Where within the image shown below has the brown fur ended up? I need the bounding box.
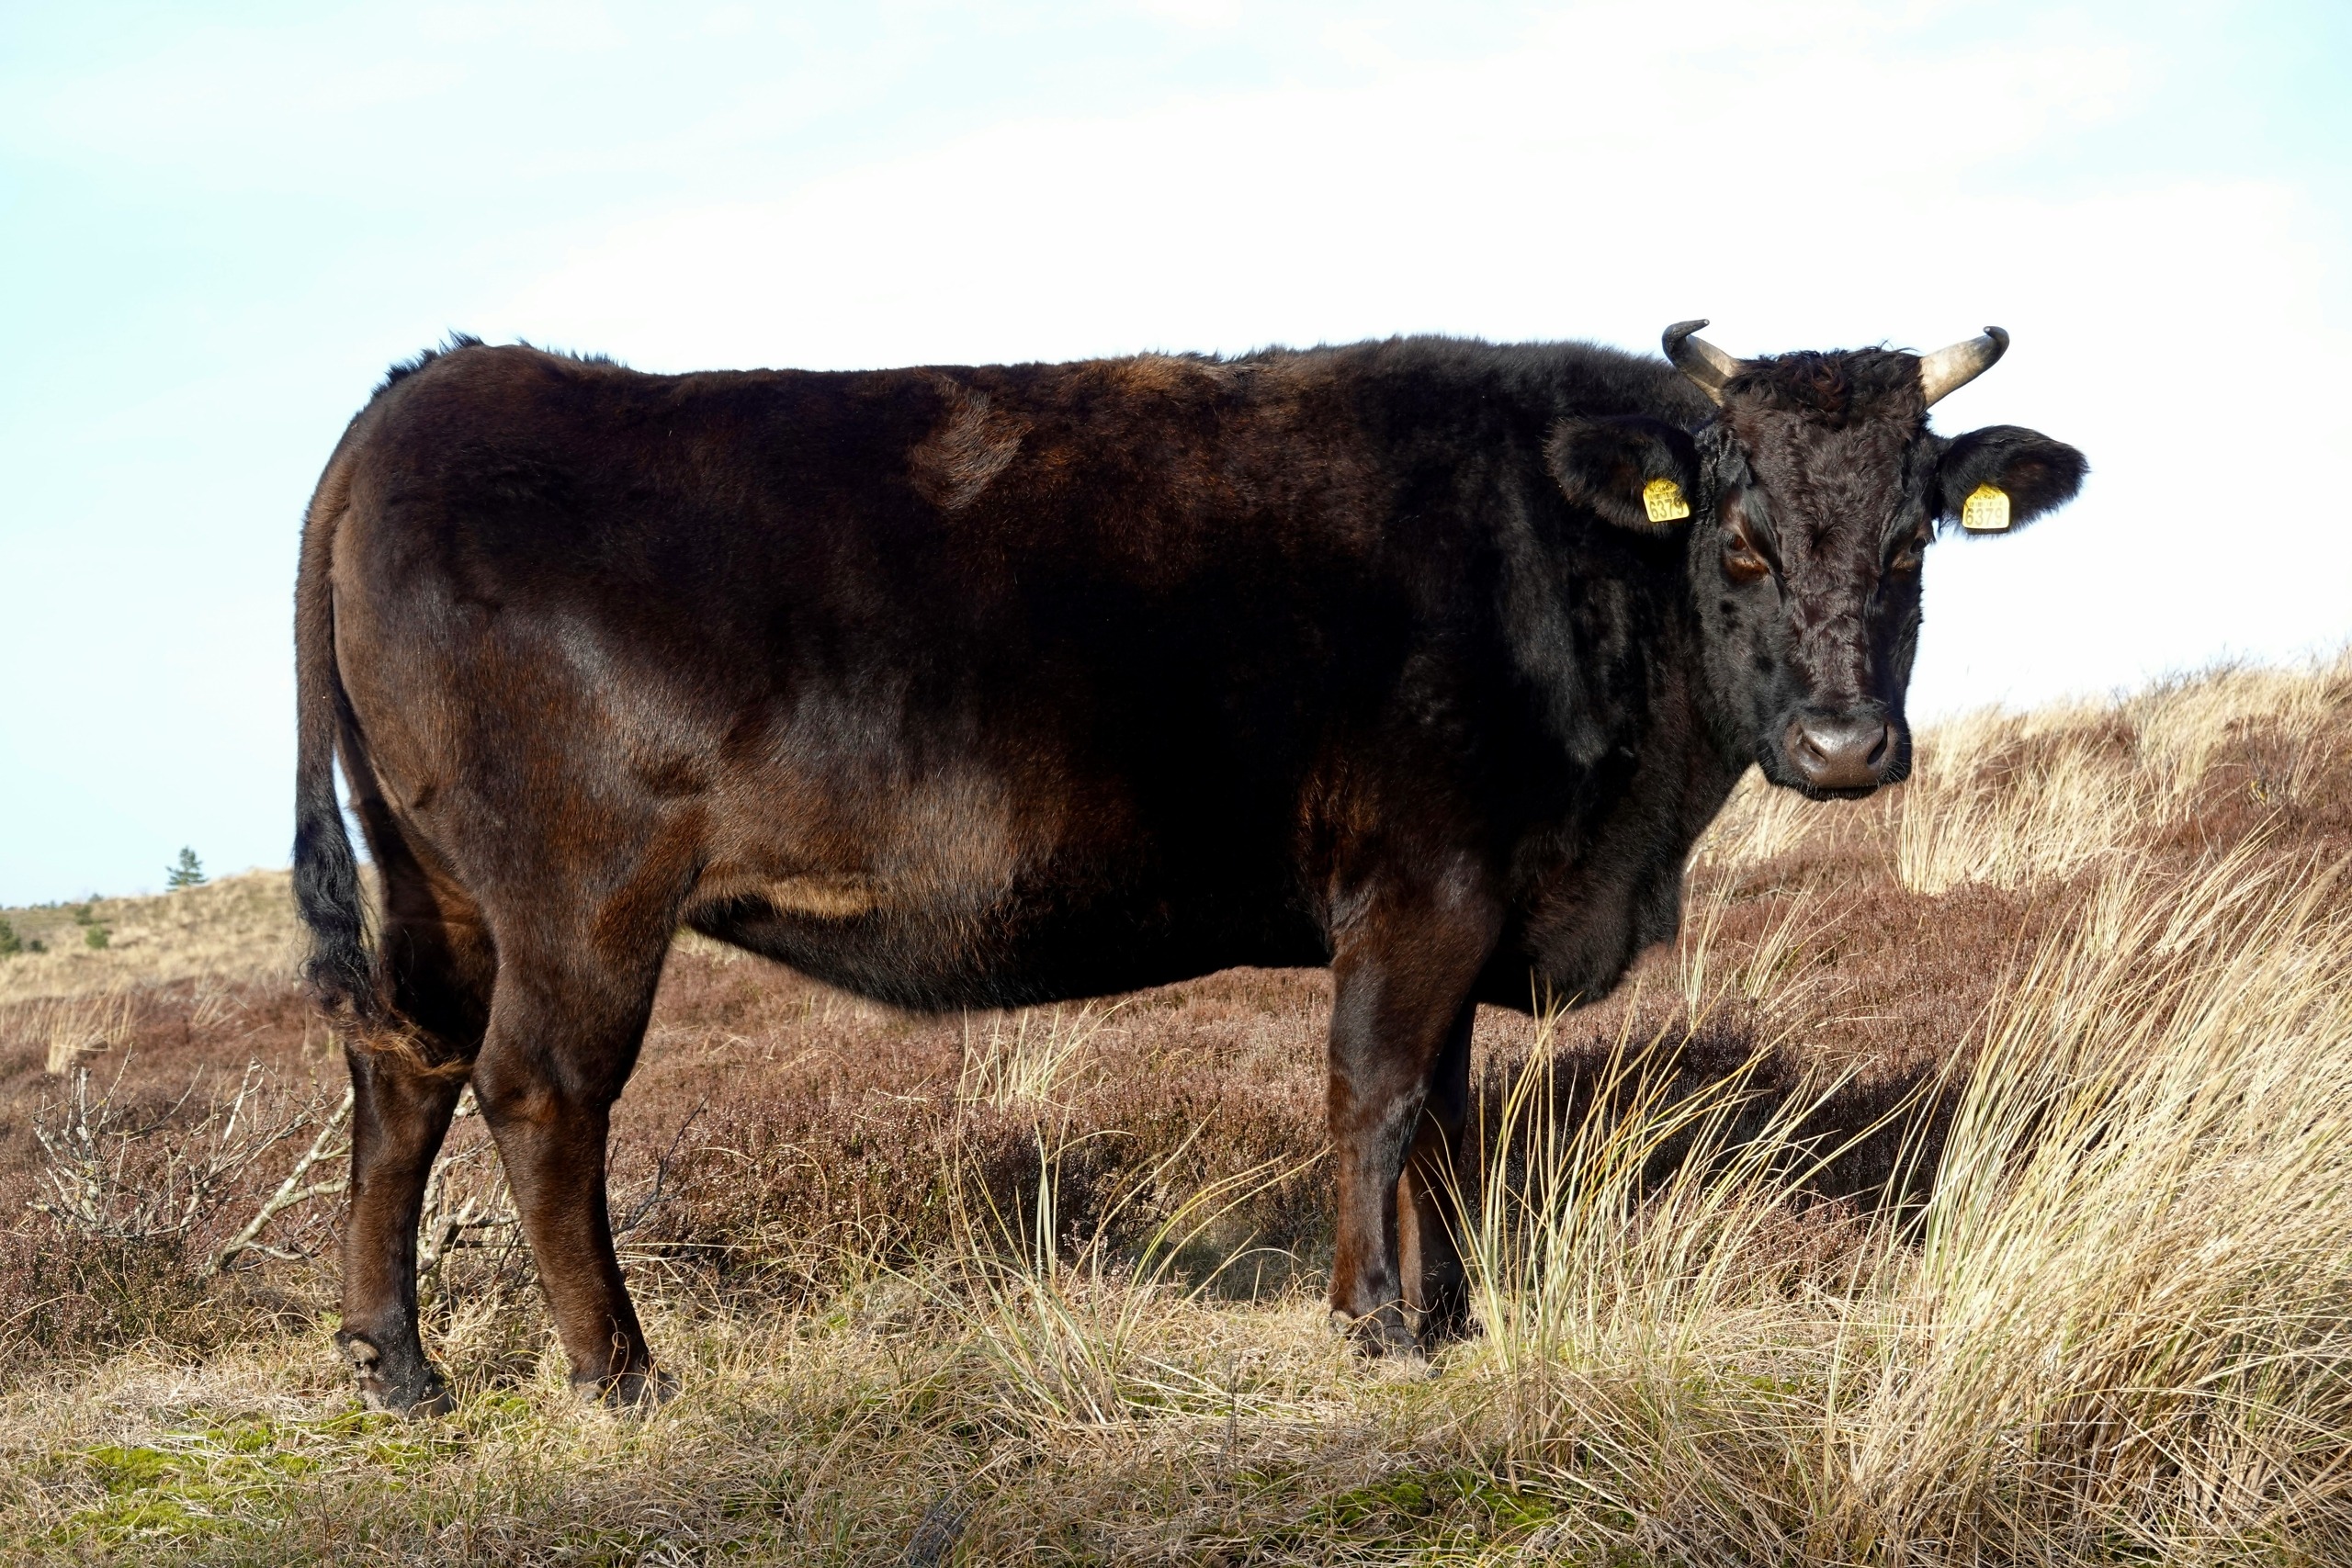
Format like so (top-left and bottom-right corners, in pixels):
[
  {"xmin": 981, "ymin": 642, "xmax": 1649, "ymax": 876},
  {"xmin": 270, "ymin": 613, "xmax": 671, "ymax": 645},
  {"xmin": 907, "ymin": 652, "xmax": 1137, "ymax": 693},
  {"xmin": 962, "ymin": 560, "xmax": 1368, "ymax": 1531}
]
[
  {"xmin": 285, "ymin": 330, "xmax": 2080, "ymax": 1408},
  {"xmin": 908, "ymin": 380, "xmax": 1030, "ymax": 512}
]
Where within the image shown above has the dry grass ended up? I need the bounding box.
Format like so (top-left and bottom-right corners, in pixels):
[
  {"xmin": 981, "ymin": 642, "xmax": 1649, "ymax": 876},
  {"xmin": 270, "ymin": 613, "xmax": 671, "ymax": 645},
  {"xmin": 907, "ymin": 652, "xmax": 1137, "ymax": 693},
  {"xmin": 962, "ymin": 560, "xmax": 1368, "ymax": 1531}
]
[
  {"xmin": 1691, "ymin": 767, "xmax": 1822, "ymax": 873},
  {"xmin": 0, "ymin": 872, "xmax": 302, "ymax": 1005},
  {"xmin": 1890, "ymin": 650, "xmax": 2352, "ymax": 896},
  {"xmin": 2, "ymin": 654, "xmax": 2350, "ymax": 1563},
  {"xmin": 1893, "ymin": 711, "xmax": 2144, "ymax": 894},
  {"xmin": 1452, "ymin": 843, "xmax": 2352, "ymax": 1562},
  {"xmin": 956, "ymin": 1002, "xmax": 1127, "ymax": 1111},
  {"xmin": 17, "ymin": 991, "xmax": 141, "ymax": 1077}
]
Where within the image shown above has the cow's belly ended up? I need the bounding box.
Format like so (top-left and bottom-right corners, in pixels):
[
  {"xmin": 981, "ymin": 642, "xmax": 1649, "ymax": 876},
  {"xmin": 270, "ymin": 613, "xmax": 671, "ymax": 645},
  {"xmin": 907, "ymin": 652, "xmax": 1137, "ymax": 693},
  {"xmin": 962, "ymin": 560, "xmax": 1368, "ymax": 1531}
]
[
  {"xmin": 680, "ymin": 725, "xmax": 1325, "ymax": 1008},
  {"xmin": 684, "ymin": 871, "xmax": 1326, "ymax": 1011}
]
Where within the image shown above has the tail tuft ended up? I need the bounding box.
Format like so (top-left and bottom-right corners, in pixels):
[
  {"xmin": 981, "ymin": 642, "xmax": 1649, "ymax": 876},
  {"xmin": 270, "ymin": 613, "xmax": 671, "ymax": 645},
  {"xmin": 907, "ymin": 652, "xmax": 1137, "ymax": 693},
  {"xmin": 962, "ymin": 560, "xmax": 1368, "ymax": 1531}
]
[{"xmin": 293, "ymin": 791, "xmax": 377, "ymax": 1021}]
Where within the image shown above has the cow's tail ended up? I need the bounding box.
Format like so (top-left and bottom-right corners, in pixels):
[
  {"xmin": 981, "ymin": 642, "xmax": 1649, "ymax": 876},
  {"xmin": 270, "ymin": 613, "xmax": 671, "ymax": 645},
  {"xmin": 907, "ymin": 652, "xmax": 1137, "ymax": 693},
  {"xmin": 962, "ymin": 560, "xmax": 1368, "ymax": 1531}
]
[{"xmin": 291, "ymin": 443, "xmax": 380, "ymax": 1025}]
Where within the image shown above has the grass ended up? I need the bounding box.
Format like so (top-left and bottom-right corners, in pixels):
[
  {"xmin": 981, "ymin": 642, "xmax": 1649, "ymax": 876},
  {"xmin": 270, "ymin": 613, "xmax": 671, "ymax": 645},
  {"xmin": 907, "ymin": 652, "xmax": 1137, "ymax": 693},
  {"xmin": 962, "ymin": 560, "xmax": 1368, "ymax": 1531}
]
[
  {"xmin": 1452, "ymin": 841, "xmax": 2352, "ymax": 1562},
  {"xmin": 0, "ymin": 872, "xmax": 304, "ymax": 1005},
  {"xmin": 956, "ymin": 1002, "xmax": 1127, "ymax": 1111},
  {"xmin": 23, "ymin": 990, "xmax": 140, "ymax": 1076},
  {"xmin": 2, "ymin": 652, "xmax": 2349, "ymax": 1563}
]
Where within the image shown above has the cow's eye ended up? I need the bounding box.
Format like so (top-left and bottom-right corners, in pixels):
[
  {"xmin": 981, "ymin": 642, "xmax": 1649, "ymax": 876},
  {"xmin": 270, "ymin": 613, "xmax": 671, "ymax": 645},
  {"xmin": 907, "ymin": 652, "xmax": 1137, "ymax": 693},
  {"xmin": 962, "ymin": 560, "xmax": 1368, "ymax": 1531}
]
[{"xmin": 1723, "ymin": 524, "xmax": 1771, "ymax": 584}]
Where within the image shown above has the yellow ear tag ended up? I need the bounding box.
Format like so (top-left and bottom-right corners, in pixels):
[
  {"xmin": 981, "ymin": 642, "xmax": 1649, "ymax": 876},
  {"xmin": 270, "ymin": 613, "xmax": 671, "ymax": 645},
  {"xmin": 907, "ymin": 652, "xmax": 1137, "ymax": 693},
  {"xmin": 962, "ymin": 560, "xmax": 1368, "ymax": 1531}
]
[
  {"xmin": 1961, "ymin": 482, "xmax": 2012, "ymax": 533},
  {"xmin": 1643, "ymin": 477, "xmax": 1691, "ymax": 524}
]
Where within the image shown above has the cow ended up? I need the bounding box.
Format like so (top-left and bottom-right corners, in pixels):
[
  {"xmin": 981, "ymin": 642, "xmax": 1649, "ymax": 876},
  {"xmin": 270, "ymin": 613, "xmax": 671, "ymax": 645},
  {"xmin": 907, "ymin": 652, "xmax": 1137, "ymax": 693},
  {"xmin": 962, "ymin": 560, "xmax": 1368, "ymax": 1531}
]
[{"xmin": 292, "ymin": 321, "xmax": 2084, "ymax": 1413}]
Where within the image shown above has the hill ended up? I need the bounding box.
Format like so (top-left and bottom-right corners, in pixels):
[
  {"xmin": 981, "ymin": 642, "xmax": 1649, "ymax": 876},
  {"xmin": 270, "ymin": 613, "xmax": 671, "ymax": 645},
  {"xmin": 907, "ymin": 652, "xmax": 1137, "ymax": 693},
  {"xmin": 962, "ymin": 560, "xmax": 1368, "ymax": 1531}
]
[
  {"xmin": 1, "ymin": 655, "xmax": 2347, "ymax": 1563},
  {"xmin": 0, "ymin": 872, "xmax": 301, "ymax": 1008}
]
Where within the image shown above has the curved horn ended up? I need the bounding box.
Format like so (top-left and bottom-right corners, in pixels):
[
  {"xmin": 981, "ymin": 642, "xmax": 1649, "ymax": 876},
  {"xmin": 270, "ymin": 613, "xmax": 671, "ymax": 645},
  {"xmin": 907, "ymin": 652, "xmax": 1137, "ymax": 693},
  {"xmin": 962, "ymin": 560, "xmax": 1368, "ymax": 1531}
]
[
  {"xmin": 1663, "ymin": 319, "xmax": 1743, "ymax": 405},
  {"xmin": 1917, "ymin": 326, "xmax": 2010, "ymax": 407}
]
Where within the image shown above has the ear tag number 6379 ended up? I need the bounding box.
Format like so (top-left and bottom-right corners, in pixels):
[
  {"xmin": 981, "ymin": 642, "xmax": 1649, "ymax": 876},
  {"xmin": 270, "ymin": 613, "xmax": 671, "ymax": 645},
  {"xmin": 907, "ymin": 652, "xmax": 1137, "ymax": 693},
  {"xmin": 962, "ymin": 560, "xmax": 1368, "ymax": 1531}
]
[
  {"xmin": 1643, "ymin": 478, "xmax": 1691, "ymax": 524},
  {"xmin": 1961, "ymin": 483, "xmax": 2011, "ymax": 532}
]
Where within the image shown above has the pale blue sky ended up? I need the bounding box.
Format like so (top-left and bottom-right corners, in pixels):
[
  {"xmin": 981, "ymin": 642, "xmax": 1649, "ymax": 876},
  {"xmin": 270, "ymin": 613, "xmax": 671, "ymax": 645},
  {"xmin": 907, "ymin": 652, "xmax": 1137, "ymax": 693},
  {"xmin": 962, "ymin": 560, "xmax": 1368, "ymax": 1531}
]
[{"xmin": 3, "ymin": 1, "xmax": 2347, "ymax": 904}]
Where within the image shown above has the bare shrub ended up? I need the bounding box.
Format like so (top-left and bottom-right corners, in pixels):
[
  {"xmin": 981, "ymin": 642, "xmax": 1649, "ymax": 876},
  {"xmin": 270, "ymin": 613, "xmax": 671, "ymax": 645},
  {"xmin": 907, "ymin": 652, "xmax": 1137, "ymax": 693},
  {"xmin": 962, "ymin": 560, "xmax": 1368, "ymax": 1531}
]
[{"xmin": 28, "ymin": 1056, "xmax": 350, "ymax": 1274}]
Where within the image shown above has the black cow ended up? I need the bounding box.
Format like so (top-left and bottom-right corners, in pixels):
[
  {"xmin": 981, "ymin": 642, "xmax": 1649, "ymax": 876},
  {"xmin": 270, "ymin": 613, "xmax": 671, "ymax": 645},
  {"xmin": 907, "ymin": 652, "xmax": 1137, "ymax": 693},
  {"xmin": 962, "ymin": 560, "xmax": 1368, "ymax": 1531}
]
[{"xmin": 292, "ymin": 321, "xmax": 2084, "ymax": 1412}]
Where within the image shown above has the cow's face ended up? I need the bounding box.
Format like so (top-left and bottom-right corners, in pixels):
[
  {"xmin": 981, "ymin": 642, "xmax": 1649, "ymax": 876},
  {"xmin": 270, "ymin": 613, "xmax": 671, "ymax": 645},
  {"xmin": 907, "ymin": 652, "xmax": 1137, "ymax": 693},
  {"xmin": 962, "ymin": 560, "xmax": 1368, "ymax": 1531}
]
[{"xmin": 1548, "ymin": 325, "xmax": 2086, "ymax": 797}]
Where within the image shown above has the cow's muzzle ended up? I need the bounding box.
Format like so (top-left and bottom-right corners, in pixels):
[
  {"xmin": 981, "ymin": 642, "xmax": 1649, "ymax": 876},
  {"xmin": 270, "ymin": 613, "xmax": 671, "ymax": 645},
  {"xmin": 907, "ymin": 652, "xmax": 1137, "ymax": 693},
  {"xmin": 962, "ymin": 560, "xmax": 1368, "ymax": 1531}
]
[{"xmin": 1783, "ymin": 710, "xmax": 1900, "ymax": 794}]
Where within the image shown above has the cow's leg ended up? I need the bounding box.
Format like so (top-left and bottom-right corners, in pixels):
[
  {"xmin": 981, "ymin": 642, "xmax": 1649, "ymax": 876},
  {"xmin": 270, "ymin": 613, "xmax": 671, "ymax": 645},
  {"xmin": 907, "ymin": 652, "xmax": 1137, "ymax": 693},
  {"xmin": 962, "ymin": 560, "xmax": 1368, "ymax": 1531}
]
[
  {"xmin": 341, "ymin": 1047, "xmax": 468, "ymax": 1414},
  {"xmin": 1327, "ymin": 883, "xmax": 1497, "ymax": 1354},
  {"xmin": 337, "ymin": 851, "xmax": 495, "ymax": 1416},
  {"xmin": 1397, "ymin": 999, "xmax": 1475, "ymax": 1343},
  {"xmin": 469, "ymin": 935, "xmax": 671, "ymax": 1407}
]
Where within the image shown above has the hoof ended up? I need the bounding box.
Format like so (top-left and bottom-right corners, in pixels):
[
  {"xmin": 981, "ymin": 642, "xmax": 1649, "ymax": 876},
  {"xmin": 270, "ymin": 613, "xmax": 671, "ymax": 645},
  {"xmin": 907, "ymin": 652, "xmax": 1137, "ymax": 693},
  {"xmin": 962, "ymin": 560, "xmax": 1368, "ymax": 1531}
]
[
  {"xmin": 338, "ymin": 1330, "xmax": 454, "ymax": 1418},
  {"xmin": 1412, "ymin": 1289, "xmax": 1479, "ymax": 1348},
  {"xmin": 1329, "ymin": 1304, "xmax": 1419, "ymax": 1358},
  {"xmin": 574, "ymin": 1364, "xmax": 678, "ymax": 1412},
  {"xmin": 1420, "ymin": 1310, "xmax": 1483, "ymax": 1348}
]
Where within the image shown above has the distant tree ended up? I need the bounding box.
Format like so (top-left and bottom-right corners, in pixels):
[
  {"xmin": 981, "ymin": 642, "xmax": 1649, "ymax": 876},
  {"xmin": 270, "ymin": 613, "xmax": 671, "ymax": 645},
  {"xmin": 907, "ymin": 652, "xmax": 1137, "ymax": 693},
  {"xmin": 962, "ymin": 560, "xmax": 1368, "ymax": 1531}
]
[
  {"xmin": 166, "ymin": 848, "xmax": 206, "ymax": 891},
  {"xmin": 0, "ymin": 918, "xmax": 20, "ymax": 958},
  {"xmin": 85, "ymin": 924, "xmax": 110, "ymax": 951}
]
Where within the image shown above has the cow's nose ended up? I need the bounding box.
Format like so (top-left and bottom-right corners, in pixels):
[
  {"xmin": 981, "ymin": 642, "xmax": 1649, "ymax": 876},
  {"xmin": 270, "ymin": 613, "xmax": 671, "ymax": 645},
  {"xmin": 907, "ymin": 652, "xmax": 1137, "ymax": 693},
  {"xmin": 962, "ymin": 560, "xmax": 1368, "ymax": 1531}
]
[{"xmin": 1784, "ymin": 713, "xmax": 1895, "ymax": 792}]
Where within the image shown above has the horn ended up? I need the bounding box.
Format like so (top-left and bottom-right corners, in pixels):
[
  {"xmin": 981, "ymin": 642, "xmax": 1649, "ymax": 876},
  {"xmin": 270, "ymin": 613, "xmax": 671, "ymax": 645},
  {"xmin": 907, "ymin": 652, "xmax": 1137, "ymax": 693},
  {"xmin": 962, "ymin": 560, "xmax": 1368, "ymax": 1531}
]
[
  {"xmin": 1917, "ymin": 326, "xmax": 2010, "ymax": 407},
  {"xmin": 1662, "ymin": 319, "xmax": 1743, "ymax": 404}
]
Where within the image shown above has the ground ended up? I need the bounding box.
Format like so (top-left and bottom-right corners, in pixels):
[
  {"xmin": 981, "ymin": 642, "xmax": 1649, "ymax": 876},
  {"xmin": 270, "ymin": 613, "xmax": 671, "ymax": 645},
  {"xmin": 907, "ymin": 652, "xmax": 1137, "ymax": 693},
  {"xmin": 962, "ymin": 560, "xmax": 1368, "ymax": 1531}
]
[{"xmin": 2, "ymin": 656, "xmax": 2348, "ymax": 1565}]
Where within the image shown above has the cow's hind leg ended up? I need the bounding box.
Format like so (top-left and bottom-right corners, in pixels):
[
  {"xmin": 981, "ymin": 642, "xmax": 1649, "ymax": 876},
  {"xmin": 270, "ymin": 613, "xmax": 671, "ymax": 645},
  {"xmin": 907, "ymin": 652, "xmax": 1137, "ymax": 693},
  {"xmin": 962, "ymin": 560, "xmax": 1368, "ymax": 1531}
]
[
  {"xmin": 337, "ymin": 851, "xmax": 495, "ymax": 1416},
  {"xmin": 469, "ymin": 925, "xmax": 673, "ymax": 1407}
]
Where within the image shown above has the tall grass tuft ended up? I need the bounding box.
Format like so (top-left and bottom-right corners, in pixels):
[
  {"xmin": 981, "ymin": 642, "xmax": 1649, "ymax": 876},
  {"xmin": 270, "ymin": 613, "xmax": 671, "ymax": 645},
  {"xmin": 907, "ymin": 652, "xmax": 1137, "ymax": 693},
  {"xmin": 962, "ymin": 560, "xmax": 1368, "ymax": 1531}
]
[
  {"xmin": 943, "ymin": 1121, "xmax": 1306, "ymax": 1432},
  {"xmin": 1450, "ymin": 845, "xmax": 2352, "ymax": 1562},
  {"xmin": 1835, "ymin": 846, "xmax": 2352, "ymax": 1558},
  {"xmin": 956, "ymin": 1002, "xmax": 1123, "ymax": 1110},
  {"xmin": 1893, "ymin": 717, "xmax": 2141, "ymax": 895},
  {"xmin": 2130, "ymin": 652, "xmax": 2352, "ymax": 811},
  {"xmin": 16, "ymin": 988, "xmax": 139, "ymax": 1076},
  {"xmin": 1455, "ymin": 1013, "xmax": 1878, "ymax": 1558},
  {"xmin": 1695, "ymin": 769, "xmax": 1820, "ymax": 871}
]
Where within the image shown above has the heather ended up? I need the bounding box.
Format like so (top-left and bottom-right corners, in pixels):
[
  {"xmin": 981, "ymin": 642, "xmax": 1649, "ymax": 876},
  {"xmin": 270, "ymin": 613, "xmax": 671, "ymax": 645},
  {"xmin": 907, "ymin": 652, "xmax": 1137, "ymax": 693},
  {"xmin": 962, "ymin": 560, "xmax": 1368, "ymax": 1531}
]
[{"xmin": 3, "ymin": 656, "xmax": 2348, "ymax": 1564}]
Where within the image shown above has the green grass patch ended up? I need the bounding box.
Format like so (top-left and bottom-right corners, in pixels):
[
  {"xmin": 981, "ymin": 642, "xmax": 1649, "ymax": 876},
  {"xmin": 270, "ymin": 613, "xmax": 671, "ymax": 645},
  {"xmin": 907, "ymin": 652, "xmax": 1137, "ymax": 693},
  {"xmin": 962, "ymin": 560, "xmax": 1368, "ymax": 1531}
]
[
  {"xmin": 54, "ymin": 1395, "xmax": 553, "ymax": 1549},
  {"xmin": 73, "ymin": 1424, "xmax": 320, "ymax": 1544}
]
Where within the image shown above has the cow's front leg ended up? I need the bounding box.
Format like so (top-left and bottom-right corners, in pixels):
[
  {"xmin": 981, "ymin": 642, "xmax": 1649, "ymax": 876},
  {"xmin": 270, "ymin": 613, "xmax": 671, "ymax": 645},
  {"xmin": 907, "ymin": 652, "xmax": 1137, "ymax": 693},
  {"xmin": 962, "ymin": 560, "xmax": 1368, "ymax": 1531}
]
[
  {"xmin": 1398, "ymin": 999, "xmax": 1474, "ymax": 1342},
  {"xmin": 1327, "ymin": 875, "xmax": 1498, "ymax": 1354}
]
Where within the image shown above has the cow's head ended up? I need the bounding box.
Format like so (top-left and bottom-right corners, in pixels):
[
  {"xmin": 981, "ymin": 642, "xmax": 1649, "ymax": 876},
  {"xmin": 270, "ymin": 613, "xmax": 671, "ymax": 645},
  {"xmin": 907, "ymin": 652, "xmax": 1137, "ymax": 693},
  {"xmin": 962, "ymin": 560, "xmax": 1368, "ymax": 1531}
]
[{"xmin": 1547, "ymin": 321, "xmax": 2086, "ymax": 797}]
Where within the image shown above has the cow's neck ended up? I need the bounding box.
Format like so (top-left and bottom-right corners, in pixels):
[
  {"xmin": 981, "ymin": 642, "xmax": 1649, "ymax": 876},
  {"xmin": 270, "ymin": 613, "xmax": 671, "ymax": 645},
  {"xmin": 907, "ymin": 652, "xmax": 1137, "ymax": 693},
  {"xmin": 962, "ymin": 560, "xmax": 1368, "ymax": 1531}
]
[{"xmin": 1498, "ymin": 557, "xmax": 1751, "ymax": 1005}]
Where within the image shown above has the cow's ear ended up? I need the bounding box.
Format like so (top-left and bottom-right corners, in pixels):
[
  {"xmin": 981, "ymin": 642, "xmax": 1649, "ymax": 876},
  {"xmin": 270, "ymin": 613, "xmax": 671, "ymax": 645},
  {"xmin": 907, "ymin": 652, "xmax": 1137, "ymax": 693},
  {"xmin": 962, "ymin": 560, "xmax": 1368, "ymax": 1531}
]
[
  {"xmin": 1936, "ymin": 425, "xmax": 2086, "ymax": 533},
  {"xmin": 1546, "ymin": 416, "xmax": 1702, "ymax": 532}
]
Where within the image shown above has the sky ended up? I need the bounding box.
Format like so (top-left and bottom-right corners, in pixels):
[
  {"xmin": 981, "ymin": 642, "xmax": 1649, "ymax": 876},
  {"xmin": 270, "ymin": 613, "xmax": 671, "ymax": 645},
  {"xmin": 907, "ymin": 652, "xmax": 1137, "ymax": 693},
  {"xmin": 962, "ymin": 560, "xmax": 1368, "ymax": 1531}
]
[{"xmin": 2, "ymin": 1, "xmax": 2347, "ymax": 904}]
